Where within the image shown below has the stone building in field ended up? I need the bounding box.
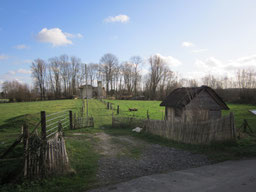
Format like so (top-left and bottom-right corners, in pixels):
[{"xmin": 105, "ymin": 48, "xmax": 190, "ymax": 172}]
[
  {"xmin": 160, "ymin": 86, "xmax": 229, "ymax": 122},
  {"xmin": 79, "ymin": 81, "xmax": 106, "ymax": 99}
]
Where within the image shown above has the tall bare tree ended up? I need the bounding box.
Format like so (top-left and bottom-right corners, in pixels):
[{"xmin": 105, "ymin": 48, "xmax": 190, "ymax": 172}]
[
  {"xmin": 49, "ymin": 57, "xmax": 61, "ymax": 98},
  {"xmin": 122, "ymin": 62, "xmax": 133, "ymax": 94},
  {"xmin": 31, "ymin": 58, "xmax": 47, "ymax": 100},
  {"xmin": 70, "ymin": 56, "xmax": 81, "ymax": 95},
  {"xmin": 130, "ymin": 56, "xmax": 142, "ymax": 96},
  {"xmin": 59, "ymin": 55, "xmax": 70, "ymax": 96},
  {"xmin": 87, "ymin": 63, "xmax": 99, "ymax": 86},
  {"xmin": 99, "ymin": 53, "xmax": 118, "ymax": 94},
  {"xmin": 148, "ymin": 55, "xmax": 166, "ymax": 99}
]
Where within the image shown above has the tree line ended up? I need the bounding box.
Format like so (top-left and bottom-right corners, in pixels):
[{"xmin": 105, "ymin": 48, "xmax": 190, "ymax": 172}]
[{"xmin": 2, "ymin": 53, "xmax": 256, "ymax": 103}]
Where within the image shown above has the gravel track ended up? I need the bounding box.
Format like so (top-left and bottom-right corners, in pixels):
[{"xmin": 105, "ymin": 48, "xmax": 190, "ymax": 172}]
[{"xmin": 93, "ymin": 133, "xmax": 210, "ymax": 187}]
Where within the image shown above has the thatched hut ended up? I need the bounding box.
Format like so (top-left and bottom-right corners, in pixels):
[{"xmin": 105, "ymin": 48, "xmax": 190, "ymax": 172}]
[{"xmin": 160, "ymin": 86, "xmax": 229, "ymax": 122}]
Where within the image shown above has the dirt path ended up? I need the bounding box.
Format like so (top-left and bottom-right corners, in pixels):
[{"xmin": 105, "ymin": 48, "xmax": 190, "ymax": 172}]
[
  {"xmin": 93, "ymin": 132, "xmax": 210, "ymax": 186},
  {"xmin": 89, "ymin": 159, "xmax": 256, "ymax": 192}
]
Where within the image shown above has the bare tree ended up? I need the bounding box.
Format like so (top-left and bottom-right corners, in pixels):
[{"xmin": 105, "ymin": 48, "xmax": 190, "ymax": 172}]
[
  {"xmin": 70, "ymin": 56, "xmax": 81, "ymax": 95},
  {"xmin": 59, "ymin": 55, "xmax": 70, "ymax": 96},
  {"xmin": 49, "ymin": 57, "xmax": 61, "ymax": 98},
  {"xmin": 2, "ymin": 80, "xmax": 31, "ymax": 102},
  {"xmin": 31, "ymin": 58, "xmax": 47, "ymax": 100},
  {"xmin": 99, "ymin": 53, "xmax": 118, "ymax": 95},
  {"xmin": 87, "ymin": 63, "xmax": 99, "ymax": 86},
  {"xmin": 130, "ymin": 56, "xmax": 142, "ymax": 96},
  {"xmin": 201, "ymin": 74, "xmax": 222, "ymax": 89},
  {"xmin": 148, "ymin": 55, "xmax": 166, "ymax": 100},
  {"xmin": 122, "ymin": 62, "xmax": 133, "ymax": 94},
  {"xmin": 159, "ymin": 68, "xmax": 175, "ymax": 99}
]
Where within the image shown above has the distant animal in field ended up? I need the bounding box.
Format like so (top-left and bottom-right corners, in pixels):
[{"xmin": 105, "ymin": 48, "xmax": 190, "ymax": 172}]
[{"xmin": 129, "ymin": 108, "xmax": 138, "ymax": 112}]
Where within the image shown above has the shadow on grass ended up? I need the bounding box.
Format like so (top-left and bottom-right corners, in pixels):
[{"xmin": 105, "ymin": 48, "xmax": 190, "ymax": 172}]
[{"xmin": 0, "ymin": 114, "xmax": 40, "ymax": 186}]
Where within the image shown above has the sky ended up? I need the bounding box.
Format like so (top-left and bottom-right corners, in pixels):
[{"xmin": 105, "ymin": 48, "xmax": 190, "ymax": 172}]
[{"xmin": 1, "ymin": 0, "xmax": 256, "ymax": 87}]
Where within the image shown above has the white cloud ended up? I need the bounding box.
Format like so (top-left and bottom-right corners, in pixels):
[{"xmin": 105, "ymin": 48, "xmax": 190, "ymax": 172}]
[
  {"xmin": 0, "ymin": 54, "xmax": 8, "ymax": 60},
  {"xmin": 36, "ymin": 28, "xmax": 73, "ymax": 46},
  {"xmin": 0, "ymin": 69, "xmax": 32, "ymax": 89},
  {"xmin": 64, "ymin": 32, "xmax": 83, "ymax": 39},
  {"xmin": 182, "ymin": 41, "xmax": 194, "ymax": 47},
  {"xmin": 14, "ymin": 44, "xmax": 29, "ymax": 50},
  {"xmin": 8, "ymin": 70, "xmax": 16, "ymax": 75},
  {"xmin": 104, "ymin": 14, "xmax": 130, "ymax": 23},
  {"xmin": 154, "ymin": 53, "xmax": 182, "ymax": 67},
  {"xmin": 17, "ymin": 69, "xmax": 31, "ymax": 74},
  {"xmin": 76, "ymin": 33, "xmax": 83, "ymax": 38},
  {"xmin": 23, "ymin": 59, "xmax": 33, "ymax": 64},
  {"xmin": 237, "ymin": 54, "xmax": 256, "ymax": 63},
  {"xmin": 6, "ymin": 69, "xmax": 31, "ymax": 76},
  {"xmin": 192, "ymin": 54, "xmax": 256, "ymax": 78},
  {"xmin": 192, "ymin": 49, "xmax": 208, "ymax": 53}
]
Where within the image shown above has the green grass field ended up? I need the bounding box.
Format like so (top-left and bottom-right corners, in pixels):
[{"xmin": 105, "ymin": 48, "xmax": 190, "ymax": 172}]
[
  {"xmin": 106, "ymin": 99, "xmax": 256, "ymax": 131},
  {"xmin": 0, "ymin": 99, "xmax": 256, "ymax": 191}
]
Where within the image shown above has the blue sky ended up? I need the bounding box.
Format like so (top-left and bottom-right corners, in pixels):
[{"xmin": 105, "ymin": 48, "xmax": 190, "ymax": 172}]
[{"xmin": 1, "ymin": 0, "xmax": 256, "ymax": 87}]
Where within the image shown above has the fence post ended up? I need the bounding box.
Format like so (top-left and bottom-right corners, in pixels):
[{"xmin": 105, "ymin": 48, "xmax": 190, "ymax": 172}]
[
  {"xmin": 58, "ymin": 121, "xmax": 63, "ymax": 132},
  {"xmin": 230, "ymin": 112, "xmax": 236, "ymax": 139},
  {"xmin": 41, "ymin": 111, "xmax": 46, "ymax": 140},
  {"xmin": 117, "ymin": 105, "xmax": 119, "ymax": 115},
  {"xmin": 107, "ymin": 102, "xmax": 110, "ymax": 109},
  {"xmin": 69, "ymin": 111, "xmax": 73, "ymax": 130},
  {"xmin": 112, "ymin": 112, "xmax": 114, "ymax": 127},
  {"xmin": 74, "ymin": 113, "xmax": 76, "ymax": 129},
  {"xmin": 23, "ymin": 123, "xmax": 29, "ymax": 178},
  {"xmin": 147, "ymin": 110, "xmax": 149, "ymax": 120},
  {"xmin": 40, "ymin": 111, "xmax": 46, "ymax": 178},
  {"xmin": 91, "ymin": 117, "xmax": 94, "ymax": 127}
]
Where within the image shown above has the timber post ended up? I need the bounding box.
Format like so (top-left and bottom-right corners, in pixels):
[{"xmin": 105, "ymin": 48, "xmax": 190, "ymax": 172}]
[
  {"xmin": 58, "ymin": 121, "xmax": 63, "ymax": 132},
  {"xmin": 23, "ymin": 123, "xmax": 29, "ymax": 178},
  {"xmin": 112, "ymin": 112, "xmax": 114, "ymax": 127},
  {"xmin": 69, "ymin": 110, "xmax": 73, "ymax": 130},
  {"xmin": 40, "ymin": 111, "xmax": 46, "ymax": 178},
  {"xmin": 41, "ymin": 111, "xmax": 46, "ymax": 140},
  {"xmin": 230, "ymin": 112, "xmax": 236, "ymax": 139},
  {"xmin": 117, "ymin": 105, "xmax": 119, "ymax": 115},
  {"xmin": 147, "ymin": 110, "xmax": 149, "ymax": 120},
  {"xmin": 74, "ymin": 113, "xmax": 76, "ymax": 129},
  {"xmin": 107, "ymin": 102, "xmax": 110, "ymax": 109}
]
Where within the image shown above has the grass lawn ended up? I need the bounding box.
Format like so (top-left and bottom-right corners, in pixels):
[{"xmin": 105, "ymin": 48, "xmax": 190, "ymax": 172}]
[
  {"xmin": 0, "ymin": 99, "xmax": 256, "ymax": 191},
  {"xmin": 105, "ymin": 99, "xmax": 256, "ymax": 161},
  {"xmin": 106, "ymin": 99, "xmax": 256, "ymax": 132},
  {"xmin": 0, "ymin": 99, "xmax": 103, "ymax": 192},
  {"xmin": 105, "ymin": 99, "xmax": 164, "ymax": 120}
]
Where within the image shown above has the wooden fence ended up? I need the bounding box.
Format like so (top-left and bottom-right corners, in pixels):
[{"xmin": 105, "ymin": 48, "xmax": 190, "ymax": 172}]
[
  {"xmin": 112, "ymin": 113, "xmax": 236, "ymax": 144},
  {"xmin": 23, "ymin": 111, "xmax": 71, "ymax": 179},
  {"xmin": 1, "ymin": 101, "xmax": 94, "ymax": 180}
]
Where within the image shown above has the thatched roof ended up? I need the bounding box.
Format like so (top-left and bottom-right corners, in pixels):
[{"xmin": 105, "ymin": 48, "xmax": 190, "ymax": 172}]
[{"xmin": 160, "ymin": 86, "xmax": 229, "ymax": 110}]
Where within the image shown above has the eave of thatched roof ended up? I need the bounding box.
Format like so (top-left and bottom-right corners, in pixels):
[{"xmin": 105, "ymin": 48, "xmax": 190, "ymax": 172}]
[{"xmin": 160, "ymin": 86, "xmax": 229, "ymax": 110}]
